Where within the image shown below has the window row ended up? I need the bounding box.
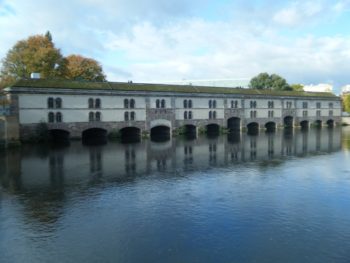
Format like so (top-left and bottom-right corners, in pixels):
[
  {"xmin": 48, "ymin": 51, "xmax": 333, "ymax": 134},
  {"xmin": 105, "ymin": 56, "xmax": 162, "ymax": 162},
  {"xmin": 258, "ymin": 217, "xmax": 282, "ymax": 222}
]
[
  {"xmin": 48, "ymin": 112, "xmax": 62, "ymax": 123},
  {"xmin": 89, "ymin": 111, "xmax": 101, "ymax": 122},
  {"xmin": 156, "ymin": 99, "xmax": 166, "ymax": 108},
  {"xmin": 184, "ymin": 111, "xmax": 193, "ymax": 119},
  {"xmin": 48, "ymin": 98, "xmax": 62, "ymax": 109},
  {"xmin": 124, "ymin": 111, "xmax": 136, "ymax": 121},
  {"xmin": 209, "ymin": 100, "xmax": 217, "ymax": 109},
  {"xmin": 250, "ymin": 110, "xmax": 257, "ymax": 118},
  {"xmin": 88, "ymin": 98, "xmax": 101, "ymax": 109},
  {"xmin": 230, "ymin": 100, "xmax": 239, "ymax": 108},
  {"xmin": 124, "ymin": 99, "xmax": 136, "ymax": 109},
  {"xmin": 209, "ymin": 111, "xmax": 217, "ymax": 119},
  {"xmin": 183, "ymin": 100, "xmax": 193, "ymax": 108},
  {"xmin": 250, "ymin": 101, "xmax": 257, "ymax": 108}
]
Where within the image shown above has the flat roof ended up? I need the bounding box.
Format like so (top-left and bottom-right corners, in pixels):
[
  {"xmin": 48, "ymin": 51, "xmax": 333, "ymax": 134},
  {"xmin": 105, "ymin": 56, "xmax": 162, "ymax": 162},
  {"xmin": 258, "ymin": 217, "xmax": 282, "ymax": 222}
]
[{"xmin": 8, "ymin": 79, "xmax": 338, "ymax": 98}]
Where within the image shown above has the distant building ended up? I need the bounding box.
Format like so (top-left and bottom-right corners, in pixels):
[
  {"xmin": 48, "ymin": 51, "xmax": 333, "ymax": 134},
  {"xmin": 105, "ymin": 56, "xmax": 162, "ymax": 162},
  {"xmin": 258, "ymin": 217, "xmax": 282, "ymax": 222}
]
[{"xmin": 303, "ymin": 84, "xmax": 333, "ymax": 93}]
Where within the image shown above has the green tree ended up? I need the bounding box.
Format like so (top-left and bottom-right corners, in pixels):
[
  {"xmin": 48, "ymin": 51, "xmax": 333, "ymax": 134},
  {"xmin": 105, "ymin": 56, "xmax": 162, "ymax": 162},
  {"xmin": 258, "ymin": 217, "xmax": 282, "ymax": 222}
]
[
  {"xmin": 249, "ymin": 73, "xmax": 291, "ymax": 91},
  {"xmin": 342, "ymin": 94, "xmax": 350, "ymax": 113},
  {"xmin": 290, "ymin": 84, "xmax": 304, "ymax": 91},
  {"xmin": 0, "ymin": 32, "xmax": 66, "ymax": 89},
  {"xmin": 64, "ymin": 55, "xmax": 106, "ymax": 81}
]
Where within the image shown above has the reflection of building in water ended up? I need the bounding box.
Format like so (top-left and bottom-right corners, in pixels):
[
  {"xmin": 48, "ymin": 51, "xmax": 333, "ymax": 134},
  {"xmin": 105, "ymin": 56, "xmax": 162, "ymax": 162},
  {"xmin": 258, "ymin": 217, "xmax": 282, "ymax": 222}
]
[{"xmin": 0, "ymin": 128, "xmax": 342, "ymax": 193}]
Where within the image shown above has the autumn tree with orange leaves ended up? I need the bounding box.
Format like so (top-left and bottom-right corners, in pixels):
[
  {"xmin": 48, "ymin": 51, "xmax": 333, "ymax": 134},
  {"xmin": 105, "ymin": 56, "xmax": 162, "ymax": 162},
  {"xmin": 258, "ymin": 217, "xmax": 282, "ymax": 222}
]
[{"xmin": 0, "ymin": 32, "xmax": 106, "ymax": 89}]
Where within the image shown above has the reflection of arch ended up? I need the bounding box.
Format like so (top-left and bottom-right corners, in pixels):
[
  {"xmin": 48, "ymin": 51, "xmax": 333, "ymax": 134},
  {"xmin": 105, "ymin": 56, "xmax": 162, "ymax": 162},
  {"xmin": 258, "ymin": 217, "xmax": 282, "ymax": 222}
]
[
  {"xmin": 327, "ymin": 119, "xmax": 334, "ymax": 128},
  {"xmin": 247, "ymin": 122, "xmax": 259, "ymax": 135},
  {"xmin": 151, "ymin": 126, "xmax": 170, "ymax": 142},
  {"xmin": 120, "ymin": 127, "xmax": 141, "ymax": 143},
  {"xmin": 300, "ymin": 120, "xmax": 309, "ymax": 130},
  {"xmin": 227, "ymin": 117, "xmax": 241, "ymax": 132},
  {"xmin": 265, "ymin": 122, "xmax": 276, "ymax": 133},
  {"xmin": 82, "ymin": 128, "xmax": 107, "ymax": 145},
  {"xmin": 284, "ymin": 116, "xmax": 293, "ymax": 128},
  {"xmin": 150, "ymin": 119, "xmax": 171, "ymax": 129}
]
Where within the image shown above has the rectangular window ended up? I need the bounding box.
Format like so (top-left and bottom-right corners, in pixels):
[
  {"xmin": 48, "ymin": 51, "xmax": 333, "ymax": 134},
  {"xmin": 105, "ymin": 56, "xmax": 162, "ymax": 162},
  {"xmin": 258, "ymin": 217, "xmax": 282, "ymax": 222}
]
[
  {"xmin": 329, "ymin": 110, "xmax": 333, "ymax": 116},
  {"xmin": 316, "ymin": 110, "xmax": 321, "ymax": 117},
  {"xmin": 303, "ymin": 110, "xmax": 308, "ymax": 117},
  {"xmin": 302, "ymin": 102, "xmax": 308, "ymax": 109},
  {"xmin": 316, "ymin": 102, "xmax": 321, "ymax": 109}
]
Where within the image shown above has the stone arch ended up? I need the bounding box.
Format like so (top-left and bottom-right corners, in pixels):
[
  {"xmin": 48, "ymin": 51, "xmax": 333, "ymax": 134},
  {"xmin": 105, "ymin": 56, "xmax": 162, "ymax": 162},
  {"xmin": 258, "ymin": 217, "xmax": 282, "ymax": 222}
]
[
  {"xmin": 227, "ymin": 117, "xmax": 241, "ymax": 132},
  {"xmin": 327, "ymin": 119, "xmax": 334, "ymax": 128},
  {"xmin": 300, "ymin": 120, "xmax": 309, "ymax": 130},
  {"xmin": 206, "ymin": 123, "xmax": 220, "ymax": 135},
  {"xmin": 314, "ymin": 120, "xmax": 322, "ymax": 128},
  {"xmin": 119, "ymin": 127, "xmax": 141, "ymax": 142},
  {"xmin": 82, "ymin": 128, "xmax": 108, "ymax": 145},
  {"xmin": 150, "ymin": 119, "xmax": 171, "ymax": 129},
  {"xmin": 265, "ymin": 122, "xmax": 276, "ymax": 133},
  {"xmin": 151, "ymin": 125, "xmax": 171, "ymax": 142},
  {"xmin": 182, "ymin": 124, "xmax": 197, "ymax": 135},
  {"xmin": 247, "ymin": 122, "xmax": 259, "ymax": 135},
  {"xmin": 284, "ymin": 116, "xmax": 293, "ymax": 129},
  {"xmin": 48, "ymin": 129, "xmax": 70, "ymax": 143}
]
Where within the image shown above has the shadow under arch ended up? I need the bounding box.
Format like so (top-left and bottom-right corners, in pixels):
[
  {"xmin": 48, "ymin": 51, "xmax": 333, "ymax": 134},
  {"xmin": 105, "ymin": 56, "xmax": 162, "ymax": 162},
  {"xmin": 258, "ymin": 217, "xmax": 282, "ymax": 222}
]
[
  {"xmin": 82, "ymin": 128, "xmax": 107, "ymax": 145},
  {"xmin": 48, "ymin": 129, "xmax": 70, "ymax": 144},
  {"xmin": 265, "ymin": 122, "xmax": 276, "ymax": 133},
  {"xmin": 300, "ymin": 120, "xmax": 309, "ymax": 130},
  {"xmin": 227, "ymin": 117, "xmax": 241, "ymax": 132},
  {"xmin": 206, "ymin": 123, "xmax": 220, "ymax": 137},
  {"xmin": 327, "ymin": 119, "xmax": 334, "ymax": 128},
  {"xmin": 247, "ymin": 122, "xmax": 259, "ymax": 135},
  {"xmin": 284, "ymin": 116, "xmax": 293, "ymax": 129},
  {"xmin": 151, "ymin": 125, "xmax": 170, "ymax": 142},
  {"xmin": 119, "ymin": 127, "xmax": 141, "ymax": 143}
]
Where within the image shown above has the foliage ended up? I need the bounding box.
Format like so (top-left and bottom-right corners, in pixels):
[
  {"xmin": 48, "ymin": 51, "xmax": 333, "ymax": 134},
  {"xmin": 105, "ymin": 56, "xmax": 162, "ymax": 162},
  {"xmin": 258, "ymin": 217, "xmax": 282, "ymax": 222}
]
[
  {"xmin": 0, "ymin": 32, "xmax": 66, "ymax": 88},
  {"xmin": 64, "ymin": 55, "xmax": 106, "ymax": 82},
  {"xmin": 0, "ymin": 32, "xmax": 107, "ymax": 89},
  {"xmin": 342, "ymin": 94, "xmax": 350, "ymax": 113},
  {"xmin": 249, "ymin": 73, "xmax": 291, "ymax": 91},
  {"xmin": 290, "ymin": 84, "xmax": 304, "ymax": 91}
]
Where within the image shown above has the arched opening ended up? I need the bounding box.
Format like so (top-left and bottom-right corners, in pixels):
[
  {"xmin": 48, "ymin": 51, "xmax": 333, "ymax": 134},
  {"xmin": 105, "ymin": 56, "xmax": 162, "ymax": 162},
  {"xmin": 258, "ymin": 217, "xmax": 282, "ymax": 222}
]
[
  {"xmin": 247, "ymin": 122, "xmax": 259, "ymax": 135},
  {"xmin": 284, "ymin": 116, "xmax": 293, "ymax": 129},
  {"xmin": 119, "ymin": 127, "xmax": 141, "ymax": 143},
  {"xmin": 206, "ymin": 124, "xmax": 220, "ymax": 137},
  {"xmin": 327, "ymin": 119, "xmax": 334, "ymax": 128},
  {"xmin": 48, "ymin": 129, "xmax": 70, "ymax": 144},
  {"xmin": 82, "ymin": 128, "xmax": 107, "ymax": 145},
  {"xmin": 300, "ymin": 120, "xmax": 309, "ymax": 130},
  {"xmin": 182, "ymin": 125, "xmax": 197, "ymax": 140},
  {"xmin": 227, "ymin": 117, "xmax": 241, "ymax": 132},
  {"xmin": 265, "ymin": 122, "xmax": 276, "ymax": 133},
  {"xmin": 151, "ymin": 125, "xmax": 170, "ymax": 142},
  {"xmin": 314, "ymin": 120, "xmax": 322, "ymax": 128}
]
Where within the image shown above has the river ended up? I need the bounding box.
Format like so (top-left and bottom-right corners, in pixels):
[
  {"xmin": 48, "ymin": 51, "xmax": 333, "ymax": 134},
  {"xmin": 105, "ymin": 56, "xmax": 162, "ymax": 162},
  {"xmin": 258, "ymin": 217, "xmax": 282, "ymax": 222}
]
[{"xmin": 1, "ymin": 127, "xmax": 350, "ymax": 263}]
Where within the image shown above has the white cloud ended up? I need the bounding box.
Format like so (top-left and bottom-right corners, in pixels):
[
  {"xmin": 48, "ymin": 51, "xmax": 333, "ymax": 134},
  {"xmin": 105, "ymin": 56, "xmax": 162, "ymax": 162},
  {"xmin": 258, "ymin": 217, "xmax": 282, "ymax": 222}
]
[{"xmin": 1, "ymin": 0, "xmax": 350, "ymax": 93}]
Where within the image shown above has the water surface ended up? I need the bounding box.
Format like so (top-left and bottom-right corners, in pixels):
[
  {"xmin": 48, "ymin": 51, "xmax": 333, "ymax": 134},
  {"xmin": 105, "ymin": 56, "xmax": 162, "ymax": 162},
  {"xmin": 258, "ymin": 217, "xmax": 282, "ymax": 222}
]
[{"xmin": 1, "ymin": 128, "xmax": 350, "ymax": 263}]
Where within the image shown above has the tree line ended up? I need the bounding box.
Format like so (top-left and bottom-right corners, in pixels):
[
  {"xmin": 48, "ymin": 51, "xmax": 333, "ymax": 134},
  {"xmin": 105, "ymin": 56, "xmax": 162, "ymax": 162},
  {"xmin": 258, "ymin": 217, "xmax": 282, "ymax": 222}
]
[
  {"xmin": 249, "ymin": 72, "xmax": 303, "ymax": 92},
  {"xmin": 0, "ymin": 31, "xmax": 106, "ymax": 89}
]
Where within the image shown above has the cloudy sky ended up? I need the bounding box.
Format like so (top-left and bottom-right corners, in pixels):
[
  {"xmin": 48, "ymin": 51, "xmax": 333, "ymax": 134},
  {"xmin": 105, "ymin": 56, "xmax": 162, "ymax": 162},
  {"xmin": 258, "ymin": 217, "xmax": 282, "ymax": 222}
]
[{"xmin": 1, "ymin": 0, "xmax": 350, "ymax": 92}]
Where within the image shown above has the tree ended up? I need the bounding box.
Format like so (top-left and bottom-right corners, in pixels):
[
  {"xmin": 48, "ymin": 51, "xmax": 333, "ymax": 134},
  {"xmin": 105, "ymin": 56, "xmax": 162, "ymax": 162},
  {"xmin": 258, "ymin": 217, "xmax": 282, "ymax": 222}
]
[
  {"xmin": 249, "ymin": 73, "xmax": 291, "ymax": 91},
  {"xmin": 64, "ymin": 55, "xmax": 106, "ymax": 81},
  {"xmin": 290, "ymin": 84, "xmax": 304, "ymax": 92},
  {"xmin": 0, "ymin": 32, "xmax": 66, "ymax": 89},
  {"xmin": 343, "ymin": 94, "xmax": 350, "ymax": 113}
]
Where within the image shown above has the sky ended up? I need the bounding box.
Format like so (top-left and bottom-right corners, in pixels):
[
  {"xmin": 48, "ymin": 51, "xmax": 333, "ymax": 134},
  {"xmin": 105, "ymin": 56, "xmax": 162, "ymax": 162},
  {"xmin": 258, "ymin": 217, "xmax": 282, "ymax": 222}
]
[{"xmin": 0, "ymin": 0, "xmax": 350, "ymax": 93}]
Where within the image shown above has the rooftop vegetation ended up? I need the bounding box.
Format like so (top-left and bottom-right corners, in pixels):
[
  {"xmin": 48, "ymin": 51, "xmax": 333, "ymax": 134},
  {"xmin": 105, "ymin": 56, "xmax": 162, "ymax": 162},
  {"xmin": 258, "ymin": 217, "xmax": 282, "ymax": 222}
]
[{"xmin": 10, "ymin": 79, "xmax": 337, "ymax": 98}]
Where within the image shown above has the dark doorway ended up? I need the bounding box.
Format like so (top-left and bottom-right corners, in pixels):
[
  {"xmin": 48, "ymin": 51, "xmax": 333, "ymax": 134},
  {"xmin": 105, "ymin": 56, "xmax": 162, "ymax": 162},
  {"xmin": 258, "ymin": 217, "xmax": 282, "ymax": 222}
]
[
  {"xmin": 284, "ymin": 116, "xmax": 293, "ymax": 129},
  {"xmin": 315, "ymin": 120, "xmax": 322, "ymax": 128},
  {"xmin": 206, "ymin": 124, "xmax": 220, "ymax": 137},
  {"xmin": 327, "ymin": 119, "xmax": 334, "ymax": 128},
  {"xmin": 300, "ymin": 120, "xmax": 309, "ymax": 130},
  {"xmin": 48, "ymin": 129, "xmax": 70, "ymax": 144}
]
